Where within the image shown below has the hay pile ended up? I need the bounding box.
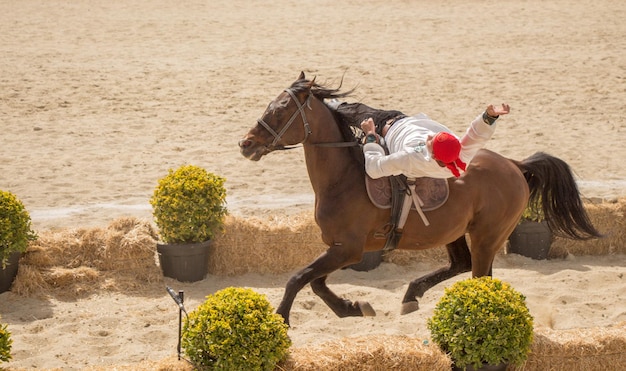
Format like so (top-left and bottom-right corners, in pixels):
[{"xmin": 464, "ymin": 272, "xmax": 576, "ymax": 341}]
[
  {"xmin": 550, "ymin": 198, "xmax": 626, "ymax": 258},
  {"xmin": 12, "ymin": 213, "xmax": 330, "ymax": 297},
  {"xmin": 208, "ymin": 213, "xmax": 329, "ymax": 276},
  {"xmin": 281, "ymin": 324, "xmax": 626, "ymax": 370},
  {"xmin": 525, "ymin": 322, "xmax": 626, "ymax": 371},
  {"xmin": 280, "ymin": 335, "xmax": 451, "ymax": 371},
  {"xmin": 12, "ymin": 199, "xmax": 622, "ymax": 298},
  {"xmin": 210, "ymin": 199, "xmax": 625, "ymax": 272},
  {"xmin": 84, "ymin": 323, "xmax": 626, "ymax": 371},
  {"xmin": 384, "ymin": 244, "xmax": 450, "ymax": 265},
  {"xmin": 210, "ymin": 211, "xmax": 451, "ymax": 275},
  {"xmin": 12, "ymin": 217, "xmax": 162, "ymax": 298},
  {"xmin": 351, "ymin": 199, "xmax": 626, "ymax": 264},
  {"xmin": 10, "ymin": 200, "xmax": 622, "ymax": 297}
]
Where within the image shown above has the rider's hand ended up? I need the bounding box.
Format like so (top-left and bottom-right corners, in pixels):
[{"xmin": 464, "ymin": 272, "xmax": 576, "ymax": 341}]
[
  {"xmin": 487, "ymin": 103, "xmax": 511, "ymax": 117},
  {"xmin": 360, "ymin": 118, "xmax": 376, "ymax": 135}
]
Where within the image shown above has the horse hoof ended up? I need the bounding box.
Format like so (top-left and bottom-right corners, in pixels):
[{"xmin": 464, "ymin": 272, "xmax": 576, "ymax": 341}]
[
  {"xmin": 401, "ymin": 301, "xmax": 419, "ymax": 315},
  {"xmin": 356, "ymin": 301, "xmax": 376, "ymax": 317}
]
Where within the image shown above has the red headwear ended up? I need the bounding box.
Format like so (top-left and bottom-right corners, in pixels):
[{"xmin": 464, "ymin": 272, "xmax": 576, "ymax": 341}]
[{"xmin": 432, "ymin": 132, "xmax": 467, "ymax": 178}]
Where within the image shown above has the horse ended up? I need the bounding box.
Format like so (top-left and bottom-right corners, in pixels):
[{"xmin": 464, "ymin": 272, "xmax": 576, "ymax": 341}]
[{"xmin": 238, "ymin": 72, "xmax": 601, "ymax": 325}]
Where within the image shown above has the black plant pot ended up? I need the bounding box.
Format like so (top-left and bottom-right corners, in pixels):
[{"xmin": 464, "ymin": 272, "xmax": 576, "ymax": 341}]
[
  {"xmin": 507, "ymin": 220, "xmax": 552, "ymax": 260},
  {"xmin": 349, "ymin": 250, "xmax": 384, "ymax": 272},
  {"xmin": 0, "ymin": 251, "xmax": 22, "ymax": 294},
  {"xmin": 157, "ymin": 240, "xmax": 211, "ymax": 282}
]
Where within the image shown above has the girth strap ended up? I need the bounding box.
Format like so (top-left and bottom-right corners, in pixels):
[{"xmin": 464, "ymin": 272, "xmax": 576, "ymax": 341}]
[
  {"xmin": 399, "ymin": 177, "xmax": 431, "ymax": 227},
  {"xmin": 381, "ymin": 175, "xmax": 406, "ymax": 251},
  {"xmin": 380, "ymin": 176, "xmax": 432, "ymax": 251}
]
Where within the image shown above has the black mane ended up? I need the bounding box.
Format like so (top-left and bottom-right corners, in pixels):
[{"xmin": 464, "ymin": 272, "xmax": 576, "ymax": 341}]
[
  {"xmin": 289, "ymin": 77, "xmax": 406, "ymax": 142},
  {"xmin": 289, "ymin": 77, "xmax": 352, "ymax": 101},
  {"xmin": 332, "ymin": 102, "xmax": 406, "ymax": 138}
]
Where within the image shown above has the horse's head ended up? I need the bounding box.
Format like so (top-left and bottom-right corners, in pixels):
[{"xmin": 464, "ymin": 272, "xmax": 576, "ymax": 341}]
[{"xmin": 239, "ymin": 72, "xmax": 315, "ymax": 161}]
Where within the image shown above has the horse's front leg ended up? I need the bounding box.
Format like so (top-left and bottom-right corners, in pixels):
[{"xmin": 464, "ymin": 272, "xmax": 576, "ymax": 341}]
[
  {"xmin": 310, "ymin": 275, "xmax": 376, "ymax": 318},
  {"xmin": 276, "ymin": 242, "xmax": 374, "ymax": 325}
]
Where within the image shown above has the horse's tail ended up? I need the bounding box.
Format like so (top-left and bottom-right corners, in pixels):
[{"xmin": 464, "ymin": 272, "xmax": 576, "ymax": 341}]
[{"xmin": 515, "ymin": 152, "xmax": 602, "ymax": 240}]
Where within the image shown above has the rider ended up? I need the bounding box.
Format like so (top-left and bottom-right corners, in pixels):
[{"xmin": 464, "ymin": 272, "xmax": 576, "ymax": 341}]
[{"xmin": 360, "ymin": 104, "xmax": 510, "ymax": 179}]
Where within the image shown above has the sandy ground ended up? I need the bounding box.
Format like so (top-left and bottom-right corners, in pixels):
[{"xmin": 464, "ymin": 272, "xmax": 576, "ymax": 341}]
[
  {"xmin": 1, "ymin": 0, "xmax": 625, "ymax": 369},
  {"xmin": 0, "ymin": 254, "xmax": 625, "ymax": 370}
]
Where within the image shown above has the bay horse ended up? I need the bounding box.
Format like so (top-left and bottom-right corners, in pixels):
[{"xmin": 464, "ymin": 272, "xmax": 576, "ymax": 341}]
[{"xmin": 238, "ymin": 72, "xmax": 601, "ymax": 325}]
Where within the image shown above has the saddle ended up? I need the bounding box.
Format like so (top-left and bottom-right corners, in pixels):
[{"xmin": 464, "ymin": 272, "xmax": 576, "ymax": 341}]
[{"xmin": 365, "ymin": 175, "xmax": 449, "ymax": 251}]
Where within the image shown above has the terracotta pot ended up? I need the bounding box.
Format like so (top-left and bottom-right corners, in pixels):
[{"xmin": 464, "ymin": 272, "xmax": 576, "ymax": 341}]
[{"xmin": 157, "ymin": 240, "xmax": 212, "ymax": 282}]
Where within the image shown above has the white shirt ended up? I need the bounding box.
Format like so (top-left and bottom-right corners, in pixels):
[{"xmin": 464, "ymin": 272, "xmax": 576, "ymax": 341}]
[{"xmin": 363, "ymin": 113, "xmax": 496, "ymax": 179}]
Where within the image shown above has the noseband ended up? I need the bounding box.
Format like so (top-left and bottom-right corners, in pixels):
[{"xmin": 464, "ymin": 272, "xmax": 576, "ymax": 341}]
[{"xmin": 256, "ymin": 88, "xmax": 312, "ymax": 149}]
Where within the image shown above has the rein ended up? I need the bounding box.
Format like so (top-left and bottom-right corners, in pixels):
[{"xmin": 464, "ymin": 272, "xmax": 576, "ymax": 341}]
[
  {"xmin": 257, "ymin": 88, "xmax": 360, "ymax": 150},
  {"xmin": 312, "ymin": 141, "xmax": 359, "ymax": 148}
]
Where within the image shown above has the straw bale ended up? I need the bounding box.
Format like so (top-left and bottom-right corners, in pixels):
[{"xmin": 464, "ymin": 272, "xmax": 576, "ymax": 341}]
[
  {"xmin": 279, "ymin": 325, "xmax": 625, "ymax": 371},
  {"xmin": 211, "ymin": 212, "xmax": 453, "ymax": 275},
  {"xmin": 12, "ymin": 265, "xmax": 102, "ymax": 299},
  {"xmin": 45, "ymin": 266, "xmax": 99, "ymax": 287},
  {"xmin": 384, "ymin": 248, "xmax": 449, "ymax": 266},
  {"xmin": 209, "ymin": 213, "xmax": 328, "ymax": 276},
  {"xmin": 136, "ymin": 324, "xmax": 625, "ymax": 371},
  {"xmin": 13, "ymin": 217, "xmax": 161, "ymax": 298},
  {"xmin": 20, "ymin": 244, "xmax": 55, "ymax": 268},
  {"xmin": 279, "ymin": 335, "xmax": 451, "ymax": 371},
  {"xmin": 379, "ymin": 198, "xmax": 625, "ymax": 262},
  {"xmin": 10, "ymin": 263, "xmax": 49, "ymax": 297},
  {"xmin": 550, "ymin": 199, "xmax": 625, "ymax": 258},
  {"xmin": 107, "ymin": 216, "xmax": 157, "ymax": 235},
  {"xmin": 98, "ymin": 217, "xmax": 159, "ymax": 279},
  {"xmin": 12, "ymin": 199, "xmax": 625, "ymax": 298},
  {"xmin": 22, "ymin": 227, "xmax": 106, "ymax": 269},
  {"xmin": 523, "ymin": 322, "xmax": 626, "ymax": 371},
  {"xmin": 78, "ymin": 228, "xmax": 109, "ymax": 266}
]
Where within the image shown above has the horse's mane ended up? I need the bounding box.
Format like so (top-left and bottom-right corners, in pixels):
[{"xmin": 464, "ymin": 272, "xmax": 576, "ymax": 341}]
[
  {"xmin": 331, "ymin": 102, "xmax": 406, "ymax": 139},
  {"xmin": 289, "ymin": 77, "xmax": 406, "ymax": 142},
  {"xmin": 289, "ymin": 77, "xmax": 352, "ymax": 101}
]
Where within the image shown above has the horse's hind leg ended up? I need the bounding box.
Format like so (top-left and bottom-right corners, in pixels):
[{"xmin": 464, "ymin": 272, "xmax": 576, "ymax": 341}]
[{"xmin": 400, "ymin": 235, "xmax": 472, "ymax": 315}]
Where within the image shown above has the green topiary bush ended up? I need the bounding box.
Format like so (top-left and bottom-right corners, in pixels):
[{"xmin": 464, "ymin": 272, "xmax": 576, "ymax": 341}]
[
  {"xmin": 520, "ymin": 193, "xmax": 544, "ymax": 222},
  {"xmin": 182, "ymin": 287, "xmax": 291, "ymax": 370},
  {"xmin": 427, "ymin": 277, "xmax": 534, "ymax": 370},
  {"xmin": 0, "ymin": 317, "xmax": 12, "ymax": 363},
  {"xmin": 0, "ymin": 190, "xmax": 37, "ymax": 268},
  {"xmin": 150, "ymin": 165, "xmax": 227, "ymax": 244}
]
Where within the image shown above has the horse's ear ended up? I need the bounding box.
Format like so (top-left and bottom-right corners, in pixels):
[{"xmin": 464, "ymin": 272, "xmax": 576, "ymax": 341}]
[{"xmin": 298, "ymin": 71, "xmax": 305, "ymax": 80}]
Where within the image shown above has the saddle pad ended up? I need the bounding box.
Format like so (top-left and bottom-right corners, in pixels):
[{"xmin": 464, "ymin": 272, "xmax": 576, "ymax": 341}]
[{"xmin": 366, "ymin": 176, "xmax": 449, "ymax": 211}]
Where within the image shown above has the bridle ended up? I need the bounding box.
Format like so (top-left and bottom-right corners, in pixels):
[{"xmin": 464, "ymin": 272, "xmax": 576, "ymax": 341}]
[
  {"xmin": 256, "ymin": 88, "xmax": 312, "ymax": 149},
  {"xmin": 256, "ymin": 87, "xmax": 359, "ymax": 150}
]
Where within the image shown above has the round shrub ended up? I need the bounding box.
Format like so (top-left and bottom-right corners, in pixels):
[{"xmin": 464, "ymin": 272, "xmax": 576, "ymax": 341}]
[
  {"xmin": 427, "ymin": 277, "xmax": 534, "ymax": 369},
  {"xmin": 520, "ymin": 194, "xmax": 545, "ymax": 222},
  {"xmin": 182, "ymin": 287, "xmax": 291, "ymax": 370},
  {"xmin": 150, "ymin": 165, "xmax": 227, "ymax": 244},
  {"xmin": 0, "ymin": 317, "xmax": 12, "ymax": 363},
  {"xmin": 0, "ymin": 190, "xmax": 37, "ymax": 267}
]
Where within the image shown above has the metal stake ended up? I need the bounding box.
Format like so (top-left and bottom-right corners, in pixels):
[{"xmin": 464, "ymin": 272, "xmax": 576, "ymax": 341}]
[{"xmin": 166, "ymin": 286, "xmax": 187, "ymax": 360}]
